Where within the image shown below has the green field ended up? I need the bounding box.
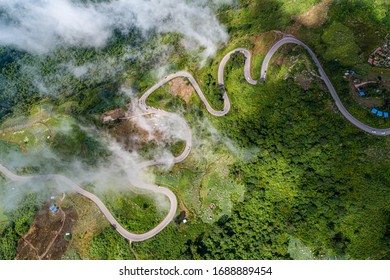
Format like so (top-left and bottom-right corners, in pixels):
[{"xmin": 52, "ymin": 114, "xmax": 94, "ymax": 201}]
[
  {"xmin": 0, "ymin": 0, "xmax": 389, "ymax": 260},
  {"xmin": 101, "ymin": 190, "xmax": 169, "ymax": 234}
]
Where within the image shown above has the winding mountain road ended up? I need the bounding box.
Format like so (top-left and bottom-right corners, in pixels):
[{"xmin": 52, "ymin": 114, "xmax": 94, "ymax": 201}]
[
  {"xmin": 1, "ymin": 35, "xmax": 389, "ymax": 242},
  {"xmin": 260, "ymin": 36, "xmax": 390, "ymax": 135}
]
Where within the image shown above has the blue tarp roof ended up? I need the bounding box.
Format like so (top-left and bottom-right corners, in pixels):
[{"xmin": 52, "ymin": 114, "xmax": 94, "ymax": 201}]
[
  {"xmin": 371, "ymin": 108, "xmax": 378, "ymax": 114},
  {"xmin": 384, "ymin": 112, "xmax": 389, "ymax": 118},
  {"xmin": 50, "ymin": 205, "xmax": 58, "ymax": 213},
  {"xmin": 359, "ymin": 91, "xmax": 365, "ymax": 96},
  {"xmin": 377, "ymin": 111, "xmax": 383, "ymax": 117}
]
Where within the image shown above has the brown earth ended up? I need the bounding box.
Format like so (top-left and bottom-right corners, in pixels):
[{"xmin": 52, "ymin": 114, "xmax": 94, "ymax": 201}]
[
  {"xmin": 250, "ymin": 31, "xmax": 281, "ymax": 55},
  {"xmin": 16, "ymin": 203, "xmax": 78, "ymax": 260},
  {"xmin": 106, "ymin": 102, "xmax": 165, "ymax": 152},
  {"xmin": 285, "ymin": 22, "xmax": 302, "ymax": 37},
  {"xmin": 168, "ymin": 78, "xmax": 194, "ymax": 103},
  {"xmin": 292, "ymin": 0, "xmax": 333, "ymax": 29},
  {"xmin": 109, "ymin": 118, "xmax": 163, "ymax": 152},
  {"xmin": 101, "ymin": 108, "xmax": 126, "ymax": 123},
  {"xmin": 110, "ymin": 119, "xmax": 145, "ymax": 151},
  {"xmin": 273, "ymin": 53, "xmax": 287, "ymax": 66}
]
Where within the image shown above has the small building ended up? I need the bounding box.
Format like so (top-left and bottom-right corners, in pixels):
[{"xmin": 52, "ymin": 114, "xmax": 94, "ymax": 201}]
[
  {"xmin": 371, "ymin": 108, "xmax": 378, "ymax": 114},
  {"xmin": 50, "ymin": 205, "xmax": 58, "ymax": 213},
  {"xmin": 359, "ymin": 91, "xmax": 365, "ymax": 97},
  {"xmin": 384, "ymin": 112, "xmax": 389, "ymax": 118},
  {"xmin": 377, "ymin": 111, "xmax": 383, "ymax": 117}
]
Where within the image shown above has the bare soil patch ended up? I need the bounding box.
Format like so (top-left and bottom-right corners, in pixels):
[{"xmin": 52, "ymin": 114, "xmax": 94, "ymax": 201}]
[
  {"xmin": 168, "ymin": 78, "xmax": 194, "ymax": 103},
  {"xmin": 109, "ymin": 117, "xmax": 163, "ymax": 152},
  {"xmin": 106, "ymin": 101, "xmax": 165, "ymax": 152},
  {"xmin": 272, "ymin": 51, "xmax": 288, "ymax": 67},
  {"xmin": 293, "ymin": 0, "xmax": 333, "ymax": 29},
  {"xmin": 16, "ymin": 203, "xmax": 78, "ymax": 260},
  {"xmin": 101, "ymin": 108, "xmax": 126, "ymax": 123},
  {"xmin": 285, "ymin": 22, "xmax": 302, "ymax": 37},
  {"xmin": 250, "ymin": 31, "xmax": 280, "ymax": 55}
]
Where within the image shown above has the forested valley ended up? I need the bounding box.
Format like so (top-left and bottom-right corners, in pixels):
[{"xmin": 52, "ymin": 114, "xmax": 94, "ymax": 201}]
[{"xmin": 1, "ymin": 0, "xmax": 389, "ymax": 260}]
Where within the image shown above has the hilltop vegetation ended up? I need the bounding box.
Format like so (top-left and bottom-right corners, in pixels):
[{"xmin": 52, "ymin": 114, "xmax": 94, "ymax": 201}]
[
  {"xmin": 0, "ymin": 191, "xmax": 46, "ymax": 260},
  {"xmin": 0, "ymin": 0, "xmax": 389, "ymax": 260},
  {"xmin": 134, "ymin": 0, "xmax": 390, "ymax": 260}
]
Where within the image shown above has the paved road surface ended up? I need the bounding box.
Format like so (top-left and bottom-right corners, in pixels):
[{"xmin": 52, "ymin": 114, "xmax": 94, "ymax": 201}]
[
  {"xmin": 0, "ymin": 164, "xmax": 176, "ymax": 242},
  {"xmin": 1, "ymin": 34, "xmax": 388, "ymax": 242},
  {"xmin": 260, "ymin": 36, "xmax": 390, "ymax": 136}
]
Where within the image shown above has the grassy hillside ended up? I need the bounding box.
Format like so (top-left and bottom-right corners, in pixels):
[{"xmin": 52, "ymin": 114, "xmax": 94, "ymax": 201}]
[
  {"xmin": 0, "ymin": 0, "xmax": 389, "ymax": 260},
  {"xmin": 133, "ymin": 0, "xmax": 390, "ymax": 260}
]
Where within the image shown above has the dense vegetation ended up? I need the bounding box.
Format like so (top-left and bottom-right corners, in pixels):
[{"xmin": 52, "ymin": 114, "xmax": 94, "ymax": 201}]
[
  {"xmin": 185, "ymin": 0, "xmax": 389, "ymax": 260},
  {"xmin": 0, "ymin": 0, "xmax": 389, "ymax": 260},
  {"xmin": 89, "ymin": 227, "xmax": 134, "ymax": 260},
  {"xmin": 51, "ymin": 124, "xmax": 110, "ymax": 165},
  {"xmin": 101, "ymin": 191, "xmax": 168, "ymax": 234},
  {"xmin": 197, "ymin": 77, "xmax": 389, "ymax": 259},
  {"xmin": 135, "ymin": 0, "xmax": 389, "ymax": 260},
  {"xmin": 0, "ymin": 191, "xmax": 45, "ymax": 259}
]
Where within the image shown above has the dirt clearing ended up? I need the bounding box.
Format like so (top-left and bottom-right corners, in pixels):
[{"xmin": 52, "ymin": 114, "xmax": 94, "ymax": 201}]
[
  {"xmin": 16, "ymin": 203, "xmax": 78, "ymax": 260},
  {"xmin": 168, "ymin": 78, "xmax": 194, "ymax": 103},
  {"xmin": 293, "ymin": 0, "xmax": 333, "ymax": 29},
  {"xmin": 250, "ymin": 31, "xmax": 281, "ymax": 55},
  {"xmin": 109, "ymin": 117, "xmax": 163, "ymax": 152}
]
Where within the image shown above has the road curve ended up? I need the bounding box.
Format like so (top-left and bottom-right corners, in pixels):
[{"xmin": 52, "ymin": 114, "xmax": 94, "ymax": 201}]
[
  {"xmin": 1, "ymin": 34, "xmax": 388, "ymax": 243},
  {"xmin": 260, "ymin": 37, "xmax": 390, "ymax": 136},
  {"xmin": 0, "ymin": 163, "xmax": 177, "ymax": 242}
]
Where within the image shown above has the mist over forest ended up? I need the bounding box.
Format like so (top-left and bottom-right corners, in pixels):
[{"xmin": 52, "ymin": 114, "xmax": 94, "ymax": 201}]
[{"xmin": 0, "ymin": 0, "xmax": 389, "ymax": 261}]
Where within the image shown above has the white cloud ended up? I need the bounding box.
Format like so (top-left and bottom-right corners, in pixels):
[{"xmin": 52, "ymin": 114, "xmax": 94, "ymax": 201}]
[{"xmin": 0, "ymin": 0, "xmax": 230, "ymax": 57}]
